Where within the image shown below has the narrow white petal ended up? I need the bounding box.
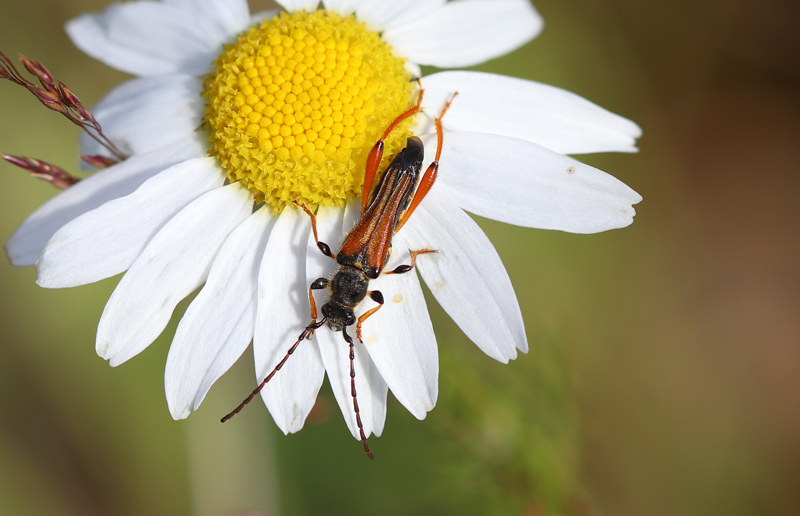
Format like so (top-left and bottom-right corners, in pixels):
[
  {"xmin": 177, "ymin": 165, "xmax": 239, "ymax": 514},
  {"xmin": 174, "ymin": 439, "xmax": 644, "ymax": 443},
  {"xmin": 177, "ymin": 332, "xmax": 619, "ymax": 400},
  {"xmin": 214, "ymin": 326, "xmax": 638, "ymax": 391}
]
[
  {"xmin": 383, "ymin": 0, "xmax": 542, "ymax": 68},
  {"xmin": 5, "ymin": 135, "xmax": 205, "ymax": 267},
  {"xmin": 405, "ymin": 60, "xmax": 422, "ymax": 81},
  {"xmin": 421, "ymin": 71, "xmax": 642, "ymax": 155},
  {"xmin": 80, "ymin": 74, "xmax": 203, "ymax": 159},
  {"xmin": 66, "ymin": 2, "xmax": 234, "ymax": 76},
  {"xmin": 321, "ymin": 0, "xmax": 361, "ymax": 17},
  {"xmin": 317, "ymin": 329, "xmax": 388, "ymax": 439},
  {"xmin": 353, "ymin": 0, "xmax": 446, "ymax": 32},
  {"xmin": 165, "ymin": 208, "xmax": 276, "ymax": 420},
  {"xmin": 250, "ymin": 9, "xmax": 280, "ymax": 25},
  {"xmin": 401, "ymin": 189, "xmax": 527, "ymax": 362},
  {"xmin": 36, "ymin": 158, "xmax": 223, "ymax": 288},
  {"xmin": 341, "ymin": 196, "xmax": 362, "ymax": 235},
  {"xmin": 165, "ymin": 0, "xmax": 250, "ymax": 39},
  {"xmin": 254, "ymin": 207, "xmax": 325, "ymax": 435},
  {"xmin": 360, "ymin": 248, "xmax": 438, "ymax": 420},
  {"xmin": 274, "ymin": 0, "xmax": 320, "ymax": 13},
  {"xmin": 306, "ymin": 202, "xmax": 388, "ymax": 439},
  {"xmin": 433, "ymin": 132, "xmax": 642, "ymax": 233},
  {"xmin": 97, "ymin": 183, "xmax": 253, "ymax": 367}
]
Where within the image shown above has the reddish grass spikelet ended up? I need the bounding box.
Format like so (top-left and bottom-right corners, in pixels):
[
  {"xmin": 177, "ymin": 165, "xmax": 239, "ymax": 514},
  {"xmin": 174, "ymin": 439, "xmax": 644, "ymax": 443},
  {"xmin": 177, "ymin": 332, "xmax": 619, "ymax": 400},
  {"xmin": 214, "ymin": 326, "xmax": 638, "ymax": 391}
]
[
  {"xmin": 57, "ymin": 81, "xmax": 81, "ymax": 108},
  {"xmin": 0, "ymin": 50, "xmax": 127, "ymax": 161},
  {"xmin": 19, "ymin": 53, "xmax": 57, "ymax": 93},
  {"xmin": 81, "ymin": 154, "xmax": 118, "ymax": 168},
  {"xmin": 0, "ymin": 153, "xmax": 80, "ymax": 189},
  {"xmin": 31, "ymin": 87, "xmax": 67, "ymax": 113},
  {"xmin": 58, "ymin": 82, "xmax": 97, "ymax": 123}
]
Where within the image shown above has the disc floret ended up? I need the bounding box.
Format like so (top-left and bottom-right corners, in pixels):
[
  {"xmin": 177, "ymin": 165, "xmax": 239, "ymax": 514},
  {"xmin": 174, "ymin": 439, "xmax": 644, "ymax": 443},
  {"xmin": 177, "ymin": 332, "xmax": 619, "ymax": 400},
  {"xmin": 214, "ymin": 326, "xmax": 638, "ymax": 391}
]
[{"xmin": 204, "ymin": 10, "xmax": 414, "ymax": 211}]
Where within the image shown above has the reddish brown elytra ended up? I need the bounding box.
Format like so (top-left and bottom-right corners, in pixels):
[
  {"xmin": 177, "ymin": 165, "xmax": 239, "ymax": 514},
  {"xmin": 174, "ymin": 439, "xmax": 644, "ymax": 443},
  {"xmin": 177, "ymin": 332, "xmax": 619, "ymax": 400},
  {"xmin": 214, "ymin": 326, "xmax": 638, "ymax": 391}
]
[{"xmin": 221, "ymin": 89, "xmax": 458, "ymax": 460}]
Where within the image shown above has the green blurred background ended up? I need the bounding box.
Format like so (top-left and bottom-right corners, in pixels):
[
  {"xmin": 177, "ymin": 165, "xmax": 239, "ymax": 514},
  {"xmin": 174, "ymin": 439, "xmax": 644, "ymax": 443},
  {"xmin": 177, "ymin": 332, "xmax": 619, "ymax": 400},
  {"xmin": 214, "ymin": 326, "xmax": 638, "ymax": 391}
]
[{"xmin": 1, "ymin": 0, "xmax": 799, "ymax": 515}]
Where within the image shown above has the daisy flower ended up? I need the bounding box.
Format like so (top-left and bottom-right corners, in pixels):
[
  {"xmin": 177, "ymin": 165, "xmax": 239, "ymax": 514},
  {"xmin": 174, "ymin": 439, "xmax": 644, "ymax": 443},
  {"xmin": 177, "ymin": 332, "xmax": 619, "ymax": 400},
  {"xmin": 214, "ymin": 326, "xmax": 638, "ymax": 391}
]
[{"xmin": 4, "ymin": 0, "xmax": 641, "ymax": 453}]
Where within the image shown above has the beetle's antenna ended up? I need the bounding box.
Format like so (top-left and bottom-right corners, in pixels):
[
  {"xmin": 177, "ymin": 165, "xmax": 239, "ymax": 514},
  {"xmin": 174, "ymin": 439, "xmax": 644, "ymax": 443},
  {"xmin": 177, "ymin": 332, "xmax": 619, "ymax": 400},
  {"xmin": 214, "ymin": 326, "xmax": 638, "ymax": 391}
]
[
  {"xmin": 221, "ymin": 318, "xmax": 326, "ymax": 423},
  {"xmin": 342, "ymin": 328, "xmax": 375, "ymax": 459}
]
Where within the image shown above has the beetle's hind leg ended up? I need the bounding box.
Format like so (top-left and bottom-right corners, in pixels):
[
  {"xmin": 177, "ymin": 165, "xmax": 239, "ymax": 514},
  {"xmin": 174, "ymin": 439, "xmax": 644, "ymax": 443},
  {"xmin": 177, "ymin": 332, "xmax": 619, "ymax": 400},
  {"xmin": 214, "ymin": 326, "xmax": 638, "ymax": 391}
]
[
  {"xmin": 394, "ymin": 92, "xmax": 458, "ymax": 234},
  {"xmin": 387, "ymin": 249, "xmax": 437, "ymax": 275},
  {"xmin": 357, "ymin": 249, "xmax": 435, "ymax": 339},
  {"xmin": 361, "ymin": 81, "xmax": 425, "ymax": 212}
]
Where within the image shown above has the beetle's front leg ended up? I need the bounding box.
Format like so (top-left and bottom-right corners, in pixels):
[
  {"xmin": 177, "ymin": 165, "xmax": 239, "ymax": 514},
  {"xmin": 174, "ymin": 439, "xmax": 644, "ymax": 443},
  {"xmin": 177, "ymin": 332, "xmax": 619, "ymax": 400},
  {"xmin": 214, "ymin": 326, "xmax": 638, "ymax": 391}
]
[{"xmin": 296, "ymin": 203, "xmax": 336, "ymax": 259}]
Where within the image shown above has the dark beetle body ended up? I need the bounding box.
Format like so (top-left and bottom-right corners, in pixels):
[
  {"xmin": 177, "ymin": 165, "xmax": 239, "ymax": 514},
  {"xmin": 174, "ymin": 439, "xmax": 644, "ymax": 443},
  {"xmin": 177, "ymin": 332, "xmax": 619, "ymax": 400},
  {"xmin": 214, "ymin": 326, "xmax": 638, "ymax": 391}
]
[
  {"xmin": 319, "ymin": 136, "xmax": 424, "ymax": 331},
  {"xmin": 221, "ymin": 91, "xmax": 456, "ymax": 461}
]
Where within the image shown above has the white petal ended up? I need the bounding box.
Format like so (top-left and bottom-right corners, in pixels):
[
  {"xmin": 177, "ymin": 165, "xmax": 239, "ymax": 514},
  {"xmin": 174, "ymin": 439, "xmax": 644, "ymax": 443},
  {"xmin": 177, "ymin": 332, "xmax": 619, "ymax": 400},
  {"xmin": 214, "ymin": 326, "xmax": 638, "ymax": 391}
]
[
  {"xmin": 250, "ymin": 10, "xmax": 279, "ymax": 25},
  {"xmin": 254, "ymin": 207, "xmax": 325, "ymax": 435},
  {"xmin": 317, "ymin": 329, "xmax": 388, "ymax": 440},
  {"xmin": 80, "ymin": 74, "xmax": 203, "ymax": 159},
  {"xmin": 96, "ymin": 183, "xmax": 253, "ymax": 367},
  {"xmin": 306, "ymin": 202, "xmax": 388, "ymax": 439},
  {"xmin": 275, "ymin": 0, "xmax": 320, "ymax": 13},
  {"xmin": 383, "ymin": 0, "xmax": 542, "ymax": 68},
  {"xmin": 5, "ymin": 134, "xmax": 205, "ymax": 267},
  {"xmin": 353, "ymin": 0, "xmax": 446, "ymax": 32},
  {"xmin": 401, "ymin": 189, "xmax": 527, "ymax": 362},
  {"xmin": 321, "ymin": 0, "xmax": 361, "ymax": 17},
  {"xmin": 360, "ymin": 247, "xmax": 438, "ymax": 420},
  {"xmin": 165, "ymin": 207, "xmax": 276, "ymax": 420},
  {"xmin": 433, "ymin": 132, "xmax": 642, "ymax": 233},
  {"xmin": 165, "ymin": 0, "xmax": 250, "ymax": 38},
  {"xmin": 66, "ymin": 1, "xmax": 238, "ymax": 76},
  {"xmin": 36, "ymin": 158, "xmax": 223, "ymax": 288},
  {"xmin": 421, "ymin": 71, "xmax": 642, "ymax": 155},
  {"xmin": 405, "ymin": 60, "xmax": 422, "ymax": 81}
]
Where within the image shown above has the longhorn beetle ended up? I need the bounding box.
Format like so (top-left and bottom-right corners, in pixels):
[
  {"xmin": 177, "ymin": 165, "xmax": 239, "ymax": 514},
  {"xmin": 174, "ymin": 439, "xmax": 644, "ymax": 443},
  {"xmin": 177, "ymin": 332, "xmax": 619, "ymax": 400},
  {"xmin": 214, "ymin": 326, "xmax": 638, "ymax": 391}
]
[{"xmin": 221, "ymin": 89, "xmax": 458, "ymax": 460}]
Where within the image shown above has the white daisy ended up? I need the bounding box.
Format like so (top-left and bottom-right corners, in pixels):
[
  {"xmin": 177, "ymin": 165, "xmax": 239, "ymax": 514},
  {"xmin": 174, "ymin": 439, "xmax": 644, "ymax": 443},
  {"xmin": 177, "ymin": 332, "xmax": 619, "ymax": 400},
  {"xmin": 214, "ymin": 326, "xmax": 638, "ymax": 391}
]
[{"xmin": 5, "ymin": 0, "xmax": 641, "ymax": 453}]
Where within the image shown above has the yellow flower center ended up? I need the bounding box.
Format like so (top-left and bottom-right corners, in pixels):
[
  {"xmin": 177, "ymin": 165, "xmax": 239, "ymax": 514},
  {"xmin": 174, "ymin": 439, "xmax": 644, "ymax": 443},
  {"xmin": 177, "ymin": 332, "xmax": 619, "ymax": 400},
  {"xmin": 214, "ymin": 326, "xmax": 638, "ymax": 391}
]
[{"xmin": 204, "ymin": 10, "xmax": 414, "ymax": 211}]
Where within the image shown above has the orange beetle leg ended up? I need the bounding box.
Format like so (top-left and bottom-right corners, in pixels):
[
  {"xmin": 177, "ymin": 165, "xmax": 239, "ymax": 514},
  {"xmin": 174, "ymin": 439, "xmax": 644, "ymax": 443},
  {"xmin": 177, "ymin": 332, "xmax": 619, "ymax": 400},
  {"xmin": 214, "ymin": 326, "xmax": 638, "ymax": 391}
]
[
  {"xmin": 394, "ymin": 92, "xmax": 458, "ymax": 233},
  {"xmin": 296, "ymin": 202, "xmax": 335, "ymax": 259},
  {"xmin": 356, "ymin": 290, "xmax": 384, "ymax": 341},
  {"xmin": 362, "ymin": 84, "xmax": 425, "ymax": 212},
  {"xmin": 386, "ymin": 249, "xmax": 437, "ymax": 275}
]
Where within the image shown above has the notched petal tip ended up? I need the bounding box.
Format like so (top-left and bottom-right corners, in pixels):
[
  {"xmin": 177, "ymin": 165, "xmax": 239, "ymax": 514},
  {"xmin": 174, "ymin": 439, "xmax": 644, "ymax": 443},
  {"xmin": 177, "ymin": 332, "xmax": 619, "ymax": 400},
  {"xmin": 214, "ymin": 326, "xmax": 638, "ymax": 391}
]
[
  {"xmin": 420, "ymin": 71, "xmax": 644, "ymax": 156},
  {"xmin": 436, "ymin": 132, "xmax": 643, "ymax": 234},
  {"xmin": 95, "ymin": 339, "xmax": 113, "ymax": 362},
  {"xmin": 167, "ymin": 401, "xmax": 192, "ymax": 421}
]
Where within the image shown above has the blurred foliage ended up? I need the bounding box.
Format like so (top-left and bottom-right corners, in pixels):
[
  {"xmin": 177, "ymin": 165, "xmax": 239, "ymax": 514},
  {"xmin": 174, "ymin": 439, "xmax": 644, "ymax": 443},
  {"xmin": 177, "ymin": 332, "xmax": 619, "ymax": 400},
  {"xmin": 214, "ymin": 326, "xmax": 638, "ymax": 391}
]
[
  {"xmin": 432, "ymin": 326, "xmax": 580, "ymax": 516},
  {"xmin": 2, "ymin": 0, "xmax": 800, "ymax": 515}
]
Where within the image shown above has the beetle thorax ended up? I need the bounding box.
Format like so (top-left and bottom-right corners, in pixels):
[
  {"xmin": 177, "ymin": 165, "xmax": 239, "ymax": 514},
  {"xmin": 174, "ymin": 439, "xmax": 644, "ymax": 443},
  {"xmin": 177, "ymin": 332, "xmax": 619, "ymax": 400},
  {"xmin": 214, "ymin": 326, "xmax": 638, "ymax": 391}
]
[
  {"xmin": 321, "ymin": 266, "xmax": 370, "ymax": 331},
  {"xmin": 329, "ymin": 267, "xmax": 369, "ymax": 307}
]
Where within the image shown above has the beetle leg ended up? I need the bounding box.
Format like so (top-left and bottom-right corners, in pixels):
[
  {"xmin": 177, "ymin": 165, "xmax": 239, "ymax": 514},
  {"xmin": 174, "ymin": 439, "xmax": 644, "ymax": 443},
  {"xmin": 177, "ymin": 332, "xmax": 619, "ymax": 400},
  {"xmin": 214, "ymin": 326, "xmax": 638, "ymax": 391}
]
[
  {"xmin": 356, "ymin": 290, "xmax": 384, "ymax": 341},
  {"xmin": 296, "ymin": 202, "xmax": 335, "ymax": 259},
  {"xmin": 362, "ymin": 84, "xmax": 425, "ymax": 212},
  {"xmin": 386, "ymin": 249, "xmax": 437, "ymax": 275},
  {"xmin": 394, "ymin": 92, "xmax": 458, "ymax": 233},
  {"xmin": 309, "ymin": 277, "xmax": 329, "ymax": 321}
]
